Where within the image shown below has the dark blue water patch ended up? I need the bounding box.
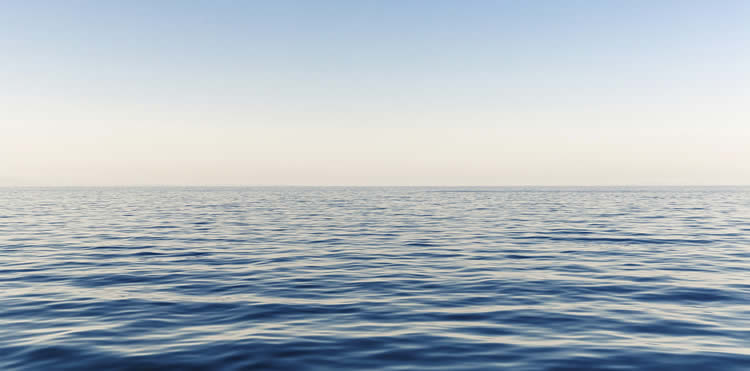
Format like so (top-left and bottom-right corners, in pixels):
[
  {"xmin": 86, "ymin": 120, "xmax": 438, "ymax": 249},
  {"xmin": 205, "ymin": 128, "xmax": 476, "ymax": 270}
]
[
  {"xmin": 2, "ymin": 187, "xmax": 750, "ymax": 370},
  {"xmin": 553, "ymin": 264, "xmax": 603, "ymax": 273},
  {"xmin": 11, "ymin": 338, "xmax": 747, "ymax": 371},
  {"xmin": 71, "ymin": 273, "xmax": 191, "ymax": 288},
  {"xmin": 595, "ymin": 274, "xmax": 673, "ymax": 283},
  {"xmin": 405, "ymin": 241, "xmax": 438, "ymax": 247},
  {"xmin": 144, "ymin": 225, "xmax": 180, "ymax": 229},
  {"xmin": 511, "ymin": 235, "xmax": 715, "ymax": 245},
  {"xmin": 87, "ymin": 243, "xmax": 160, "ymax": 250},
  {"xmin": 631, "ymin": 287, "xmax": 746, "ymax": 304},
  {"xmin": 130, "ymin": 251, "xmax": 164, "ymax": 257},
  {"xmin": 622, "ymin": 319, "xmax": 729, "ymax": 337},
  {"xmin": 536, "ymin": 350, "xmax": 750, "ymax": 371}
]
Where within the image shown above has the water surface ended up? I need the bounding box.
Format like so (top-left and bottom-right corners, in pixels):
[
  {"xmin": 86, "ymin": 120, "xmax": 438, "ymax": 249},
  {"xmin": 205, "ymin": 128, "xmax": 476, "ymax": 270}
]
[{"xmin": 1, "ymin": 187, "xmax": 749, "ymax": 370}]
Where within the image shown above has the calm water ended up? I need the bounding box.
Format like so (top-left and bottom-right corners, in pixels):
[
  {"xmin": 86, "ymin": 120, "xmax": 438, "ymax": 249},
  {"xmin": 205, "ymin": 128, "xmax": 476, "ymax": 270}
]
[{"xmin": 1, "ymin": 187, "xmax": 749, "ymax": 370}]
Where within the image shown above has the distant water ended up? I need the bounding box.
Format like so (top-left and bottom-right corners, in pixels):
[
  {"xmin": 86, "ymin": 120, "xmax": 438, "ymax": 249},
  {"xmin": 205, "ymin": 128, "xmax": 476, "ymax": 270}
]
[{"xmin": 1, "ymin": 187, "xmax": 749, "ymax": 370}]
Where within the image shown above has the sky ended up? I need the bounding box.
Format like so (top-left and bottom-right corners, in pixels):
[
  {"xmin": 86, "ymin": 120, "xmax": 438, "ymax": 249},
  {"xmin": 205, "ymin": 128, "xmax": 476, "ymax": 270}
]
[{"xmin": 1, "ymin": 0, "xmax": 748, "ymax": 186}]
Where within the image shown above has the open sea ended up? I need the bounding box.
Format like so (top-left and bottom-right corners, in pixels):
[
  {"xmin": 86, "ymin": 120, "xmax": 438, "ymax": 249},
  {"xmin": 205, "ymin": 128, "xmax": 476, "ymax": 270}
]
[{"xmin": 1, "ymin": 187, "xmax": 749, "ymax": 370}]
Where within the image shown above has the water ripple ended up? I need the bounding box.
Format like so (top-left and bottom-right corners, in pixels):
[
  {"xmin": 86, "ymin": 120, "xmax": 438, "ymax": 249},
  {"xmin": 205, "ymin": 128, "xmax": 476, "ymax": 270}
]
[{"xmin": 1, "ymin": 187, "xmax": 749, "ymax": 370}]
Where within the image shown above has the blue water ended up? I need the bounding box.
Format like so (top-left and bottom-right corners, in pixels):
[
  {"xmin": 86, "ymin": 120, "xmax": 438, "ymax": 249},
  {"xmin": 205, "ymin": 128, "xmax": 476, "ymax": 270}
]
[{"xmin": 1, "ymin": 187, "xmax": 749, "ymax": 370}]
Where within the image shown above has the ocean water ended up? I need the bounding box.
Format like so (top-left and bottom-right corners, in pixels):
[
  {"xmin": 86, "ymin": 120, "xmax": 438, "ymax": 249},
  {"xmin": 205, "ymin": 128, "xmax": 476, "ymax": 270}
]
[{"xmin": 1, "ymin": 187, "xmax": 749, "ymax": 370}]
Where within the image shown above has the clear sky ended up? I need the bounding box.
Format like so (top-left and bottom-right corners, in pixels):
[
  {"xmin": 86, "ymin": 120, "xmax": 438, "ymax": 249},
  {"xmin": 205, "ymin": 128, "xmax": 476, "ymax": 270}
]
[{"xmin": 1, "ymin": 0, "xmax": 748, "ymax": 186}]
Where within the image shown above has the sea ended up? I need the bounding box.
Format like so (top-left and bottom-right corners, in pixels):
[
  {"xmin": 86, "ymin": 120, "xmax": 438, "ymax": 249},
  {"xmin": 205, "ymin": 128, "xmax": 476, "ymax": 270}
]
[{"xmin": 1, "ymin": 187, "xmax": 748, "ymax": 370}]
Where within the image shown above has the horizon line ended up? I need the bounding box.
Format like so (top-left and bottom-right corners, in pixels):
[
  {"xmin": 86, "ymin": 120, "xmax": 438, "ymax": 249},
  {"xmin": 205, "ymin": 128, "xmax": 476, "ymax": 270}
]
[{"xmin": 1, "ymin": 184, "xmax": 747, "ymax": 188}]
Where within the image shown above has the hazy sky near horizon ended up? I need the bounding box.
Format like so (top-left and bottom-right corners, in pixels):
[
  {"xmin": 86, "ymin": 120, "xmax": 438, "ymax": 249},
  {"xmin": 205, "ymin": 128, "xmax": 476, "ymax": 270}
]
[{"xmin": 2, "ymin": 0, "xmax": 748, "ymax": 186}]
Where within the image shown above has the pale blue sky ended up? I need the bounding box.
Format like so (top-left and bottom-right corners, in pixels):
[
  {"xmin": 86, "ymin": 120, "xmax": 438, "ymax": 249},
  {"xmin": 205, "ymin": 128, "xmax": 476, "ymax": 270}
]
[{"xmin": 1, "ymin": 1, "xmax": 748, "ymax": 185}]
